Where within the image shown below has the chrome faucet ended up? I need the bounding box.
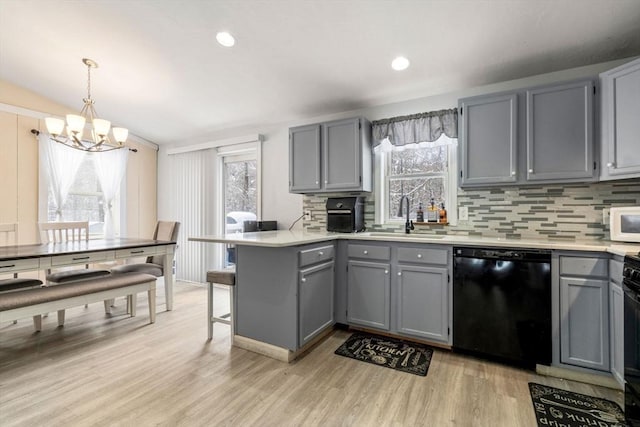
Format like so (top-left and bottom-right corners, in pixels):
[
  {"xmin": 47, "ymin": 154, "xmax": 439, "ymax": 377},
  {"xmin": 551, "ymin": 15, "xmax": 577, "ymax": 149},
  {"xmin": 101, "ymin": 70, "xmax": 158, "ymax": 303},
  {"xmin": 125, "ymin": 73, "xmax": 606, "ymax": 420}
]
[{"xmin": 398, "ymin": 195, "xmax": 415, "ymax": 234}]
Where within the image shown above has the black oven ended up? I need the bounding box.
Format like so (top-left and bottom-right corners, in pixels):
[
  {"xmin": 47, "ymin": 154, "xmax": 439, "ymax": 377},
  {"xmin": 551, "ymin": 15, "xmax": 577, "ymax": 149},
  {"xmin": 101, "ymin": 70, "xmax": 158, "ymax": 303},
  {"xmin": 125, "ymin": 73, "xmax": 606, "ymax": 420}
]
[
  {"xmin": 326, "ymin": 197, "xmax": 365, "ymax": 233},
  {"xmin": 625, "ymin": 253, "xmax": 640, "ymax": 425}
]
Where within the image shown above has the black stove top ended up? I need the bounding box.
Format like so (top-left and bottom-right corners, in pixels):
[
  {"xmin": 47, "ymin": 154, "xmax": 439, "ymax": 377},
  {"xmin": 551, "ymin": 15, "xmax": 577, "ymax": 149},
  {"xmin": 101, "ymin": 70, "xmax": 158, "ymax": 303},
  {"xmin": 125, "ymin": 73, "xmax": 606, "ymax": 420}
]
[{"xmin": 625, "ymin": 254, "xmax": 640, "ymax": 290}]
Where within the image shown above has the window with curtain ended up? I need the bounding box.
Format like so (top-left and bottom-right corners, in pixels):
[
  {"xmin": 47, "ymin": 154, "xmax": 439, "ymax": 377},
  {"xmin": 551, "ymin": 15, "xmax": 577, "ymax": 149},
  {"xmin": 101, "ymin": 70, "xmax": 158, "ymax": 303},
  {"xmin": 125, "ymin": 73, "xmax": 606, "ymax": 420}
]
[
  {"xmin": 39, "ymin": 135, "xmax": 128, "ymax": 238},
  {"xmin": 372, "ymin": 109, "xmax": 458, "ymax": 225},
  {"xmin": 46, "ymin": 154, "xmax": 109, "ymax": 235}
]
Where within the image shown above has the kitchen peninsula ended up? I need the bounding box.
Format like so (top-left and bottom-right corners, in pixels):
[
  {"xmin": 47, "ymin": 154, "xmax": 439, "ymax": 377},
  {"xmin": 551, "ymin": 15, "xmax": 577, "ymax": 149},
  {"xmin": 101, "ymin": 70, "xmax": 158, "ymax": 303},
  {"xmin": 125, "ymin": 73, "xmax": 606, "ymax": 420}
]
[{"xmin": 190, "ymin": 230, "xmax": 639, "ymax": 387}]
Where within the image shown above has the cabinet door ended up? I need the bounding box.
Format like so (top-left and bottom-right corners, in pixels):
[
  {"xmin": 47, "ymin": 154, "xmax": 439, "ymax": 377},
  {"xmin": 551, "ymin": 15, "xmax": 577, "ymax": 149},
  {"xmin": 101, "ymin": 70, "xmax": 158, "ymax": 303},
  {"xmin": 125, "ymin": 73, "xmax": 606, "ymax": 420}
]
[
  {"xmin": 323, "ymin": 118, "xmax": 362, "ymax": 191},
  {"xmin": 347, "ymin": 260, "xmax": 390, "ymax": 330},
  {"xmin": 602, "ymin": 57, "xmax": 640, "ymax": 178},
  {"xmin": 610, "ymin": 281, "xmax": 624, "ymax": 386},
  {"xmin": 397, "ymin": 265, "xmax": 448, "ymax": 343},
  {"xmin": 289, "ymin": 124, "xmax": 321, "ymax": 193},
  {"xmin": 526, "ymin": 80, "xmax": 595, "ymax": 181},
  {"xmin": 299, "ymin": 261, "xmax": 335, "ymax": 346},
  {"xmin": 560, "ymin": 277, "xmax": 610, "ymax": 371},
  {"xmin": 459, "ymin": 93, "xmax": 518, "ymax": 186}
]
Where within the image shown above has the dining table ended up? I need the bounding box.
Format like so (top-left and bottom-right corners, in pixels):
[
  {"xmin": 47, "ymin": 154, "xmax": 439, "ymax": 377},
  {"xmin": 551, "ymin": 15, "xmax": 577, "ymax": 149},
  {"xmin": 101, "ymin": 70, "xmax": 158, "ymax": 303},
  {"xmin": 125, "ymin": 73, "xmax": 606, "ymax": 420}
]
[{"xmin": 0, "ymin": 237, "xmax": 177, "ymax": 310}]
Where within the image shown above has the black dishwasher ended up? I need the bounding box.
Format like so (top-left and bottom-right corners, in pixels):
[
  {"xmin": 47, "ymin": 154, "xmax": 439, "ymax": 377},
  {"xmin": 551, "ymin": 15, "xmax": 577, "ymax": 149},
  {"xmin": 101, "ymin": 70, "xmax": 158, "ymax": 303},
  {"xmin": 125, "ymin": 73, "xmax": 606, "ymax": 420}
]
[{"xmin": 453, "ymin": 247, "xmax": 551, "ymax": 368}]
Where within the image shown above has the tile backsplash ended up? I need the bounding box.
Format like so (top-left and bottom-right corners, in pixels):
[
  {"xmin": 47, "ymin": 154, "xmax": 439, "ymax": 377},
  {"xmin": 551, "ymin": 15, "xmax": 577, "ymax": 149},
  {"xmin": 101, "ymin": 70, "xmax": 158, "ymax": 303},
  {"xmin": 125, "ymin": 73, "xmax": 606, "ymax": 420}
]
[{"xmin": 303, "ymin": 179, "xmax": 640, "ymax": 241}]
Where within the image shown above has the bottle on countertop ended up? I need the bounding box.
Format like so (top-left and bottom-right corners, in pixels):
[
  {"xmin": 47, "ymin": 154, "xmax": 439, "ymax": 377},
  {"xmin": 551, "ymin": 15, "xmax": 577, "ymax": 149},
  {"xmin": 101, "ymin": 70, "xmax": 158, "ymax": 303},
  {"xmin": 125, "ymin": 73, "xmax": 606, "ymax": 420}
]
[
  {"xmin": 416, "ymin": 202, "xmax": 424, "ymax": 222},
  {"xmin": 439, "ymin": 203, "xmax": 447, "ymax": 224},
  {"xmin": 427, "ymin": 198, "xmax": 438, "ymax": 222}
]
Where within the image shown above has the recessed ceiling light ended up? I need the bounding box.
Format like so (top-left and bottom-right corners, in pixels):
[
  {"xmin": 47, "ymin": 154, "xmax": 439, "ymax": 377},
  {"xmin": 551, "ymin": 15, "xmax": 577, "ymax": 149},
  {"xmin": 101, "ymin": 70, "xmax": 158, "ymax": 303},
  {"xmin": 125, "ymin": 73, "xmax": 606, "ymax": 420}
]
[
  {"xmin": 391, "ymin": 56, "xmax": 410, "ymax": 71},
  {"xmin": 216, "ymin": 31, "xmax": 235, "ymax": 47}
]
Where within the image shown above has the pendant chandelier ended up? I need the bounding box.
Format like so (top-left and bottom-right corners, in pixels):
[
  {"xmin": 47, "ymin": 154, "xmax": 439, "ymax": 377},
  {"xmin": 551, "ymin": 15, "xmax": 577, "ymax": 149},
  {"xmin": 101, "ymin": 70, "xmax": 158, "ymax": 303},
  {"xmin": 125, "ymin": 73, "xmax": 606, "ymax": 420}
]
[{"xmin": 45, "ymin": 58, "xmax": 128, "ymax": 152}]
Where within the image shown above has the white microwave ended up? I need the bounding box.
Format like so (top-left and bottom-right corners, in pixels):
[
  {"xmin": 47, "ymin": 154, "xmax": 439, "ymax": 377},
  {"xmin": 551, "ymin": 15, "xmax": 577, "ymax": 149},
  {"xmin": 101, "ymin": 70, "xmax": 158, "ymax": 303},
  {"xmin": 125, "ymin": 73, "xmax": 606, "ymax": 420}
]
[{"xmin": 610, "ymin": 207, "xmax": 640, "ymax": 243}]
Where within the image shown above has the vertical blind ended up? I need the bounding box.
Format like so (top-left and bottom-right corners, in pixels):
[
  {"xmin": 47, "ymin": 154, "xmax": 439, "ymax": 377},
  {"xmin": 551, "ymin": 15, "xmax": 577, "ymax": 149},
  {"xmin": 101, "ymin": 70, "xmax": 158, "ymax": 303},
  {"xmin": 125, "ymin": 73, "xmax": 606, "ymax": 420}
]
[{"xmin": 171, "ymin": 150, "xmax": 208, "ymax": 283}]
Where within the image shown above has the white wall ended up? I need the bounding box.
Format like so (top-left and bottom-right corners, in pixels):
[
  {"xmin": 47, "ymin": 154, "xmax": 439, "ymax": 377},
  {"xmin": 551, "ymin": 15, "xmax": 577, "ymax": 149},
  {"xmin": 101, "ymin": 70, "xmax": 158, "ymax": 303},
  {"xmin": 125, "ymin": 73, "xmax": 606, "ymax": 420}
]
[{"xmin": 157, "ymin": 56, "xmax": 634, "ymax": 232}]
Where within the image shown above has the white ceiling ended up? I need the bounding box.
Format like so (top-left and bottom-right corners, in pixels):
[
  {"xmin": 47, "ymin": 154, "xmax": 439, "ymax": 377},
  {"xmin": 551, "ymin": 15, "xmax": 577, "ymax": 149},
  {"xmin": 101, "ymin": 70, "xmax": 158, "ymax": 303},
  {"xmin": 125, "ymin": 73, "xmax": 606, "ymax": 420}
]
[{"xmin": 1, "ymin": 0, "xmax": 639, "ymax": 145}]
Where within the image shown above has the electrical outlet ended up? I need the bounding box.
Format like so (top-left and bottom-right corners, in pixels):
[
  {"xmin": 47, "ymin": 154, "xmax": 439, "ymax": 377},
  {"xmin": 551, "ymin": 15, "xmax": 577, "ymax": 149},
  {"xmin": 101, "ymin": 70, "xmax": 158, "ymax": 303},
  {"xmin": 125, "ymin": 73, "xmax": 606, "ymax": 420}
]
[
  {"xmin": 602, "ymin": 208, "xmax": 610, "ymax": 226},
  {"xmin": 304, "ymin": 210, "xmax": 312, "ymax": 221},
  {"xmin": 459, "ymin": 206, "xmax": 469, "ymax": 221}
]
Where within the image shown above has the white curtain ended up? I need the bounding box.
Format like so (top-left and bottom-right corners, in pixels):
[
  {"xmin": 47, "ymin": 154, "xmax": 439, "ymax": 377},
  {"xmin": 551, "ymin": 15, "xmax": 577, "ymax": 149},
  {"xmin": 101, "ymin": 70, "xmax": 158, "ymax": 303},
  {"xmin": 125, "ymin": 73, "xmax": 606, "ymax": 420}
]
[
  {"xmin": 39, "ymin": 134, "xmax": 86, "ymax": 220},
  {"xmin": 94, "ymin": 149, "xmax": 129, "ymax": 238}
]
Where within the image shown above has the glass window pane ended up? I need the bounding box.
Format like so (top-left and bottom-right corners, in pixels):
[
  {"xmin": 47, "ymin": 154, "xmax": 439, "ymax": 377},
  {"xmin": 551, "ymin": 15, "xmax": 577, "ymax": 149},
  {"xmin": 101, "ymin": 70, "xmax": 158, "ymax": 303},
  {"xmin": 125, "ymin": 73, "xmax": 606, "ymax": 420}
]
[
  {"xmin": 390, "ymin": 146, "xmax": 447, "ymax": 175},
  {"xmin": 224, "ymin": 159, "xmax": 257, "ymax": 234},
  {"xmin": 388, "ymin": 177, "xmax": 444, "ymax": 221}
]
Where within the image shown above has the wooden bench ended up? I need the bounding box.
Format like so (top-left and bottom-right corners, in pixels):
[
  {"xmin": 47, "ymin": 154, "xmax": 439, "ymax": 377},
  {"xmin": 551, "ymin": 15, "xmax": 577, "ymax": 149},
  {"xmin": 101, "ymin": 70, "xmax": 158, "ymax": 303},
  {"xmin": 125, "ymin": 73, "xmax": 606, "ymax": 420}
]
[{"xmin": 0, "ymin": 273, "xmax": 157, "ymax": 331}]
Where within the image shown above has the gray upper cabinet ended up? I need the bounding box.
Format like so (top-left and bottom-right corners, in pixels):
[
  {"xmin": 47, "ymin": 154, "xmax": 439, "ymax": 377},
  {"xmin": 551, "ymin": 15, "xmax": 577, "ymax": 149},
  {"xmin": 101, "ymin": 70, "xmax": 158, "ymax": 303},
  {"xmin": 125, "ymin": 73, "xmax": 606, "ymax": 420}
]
[
  {"xmin": 289, "ymin": 117, "xmax": 372, "ymax": 194},
  {"xmin": 289, "ymin": 124, "xmax": 321, "ymax": 192},
  {"xmin": 459, "ymin": 93, "xmax": 518, "ymax": 186},
  {"xmin": 600, "ymin": 57, "xmax": 640, "ymax": 180},
  {"xmin": 459, "ymin": 79, "xmax": 596, "ymax": 187},
  {"xmin": 526, "ymin": 81, "xmax": 594, "ymax": 181}
]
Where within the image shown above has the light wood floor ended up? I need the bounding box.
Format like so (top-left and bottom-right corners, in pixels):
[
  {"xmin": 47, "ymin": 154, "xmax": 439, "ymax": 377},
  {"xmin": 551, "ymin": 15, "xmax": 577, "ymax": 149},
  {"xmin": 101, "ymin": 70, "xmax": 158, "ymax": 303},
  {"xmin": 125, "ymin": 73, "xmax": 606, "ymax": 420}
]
[{"xmin": 0, "ymin": 281, "xmax": 623, "ymax": 427}]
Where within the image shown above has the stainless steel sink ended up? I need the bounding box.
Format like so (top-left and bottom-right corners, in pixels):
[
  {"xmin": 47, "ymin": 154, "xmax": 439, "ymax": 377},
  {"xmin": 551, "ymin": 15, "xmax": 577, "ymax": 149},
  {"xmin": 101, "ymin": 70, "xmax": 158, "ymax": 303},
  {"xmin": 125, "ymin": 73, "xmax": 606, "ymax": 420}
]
[{"xmin": 365, "ymin": 232, "xmax": 445, "ymax": 239}]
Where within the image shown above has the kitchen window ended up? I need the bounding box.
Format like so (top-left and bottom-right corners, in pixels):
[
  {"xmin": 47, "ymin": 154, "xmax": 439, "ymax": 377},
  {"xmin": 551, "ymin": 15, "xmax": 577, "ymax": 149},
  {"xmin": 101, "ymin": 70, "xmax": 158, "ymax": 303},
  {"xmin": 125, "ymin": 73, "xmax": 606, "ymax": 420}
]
[{"xmin": 375, "ymin": 133, "xmax": 457, "ymax": 225}]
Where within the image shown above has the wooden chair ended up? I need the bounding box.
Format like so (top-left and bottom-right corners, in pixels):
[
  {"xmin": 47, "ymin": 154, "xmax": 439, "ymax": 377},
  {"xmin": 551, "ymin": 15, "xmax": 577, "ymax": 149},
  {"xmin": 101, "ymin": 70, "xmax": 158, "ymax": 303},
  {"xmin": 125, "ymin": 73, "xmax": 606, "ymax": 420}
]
[
  {"xmin": 110, "ymin": 221, "xmax": 180, "ymax": 312},
  {"xmin": 206, "ymin": 267, "xmax": 235, "ymax": 342},
  {"xmin": 110, "ymin": 221, "xmax": 180, "ymax": 277},
  {"xmin": 0, "ymin": 223, "xmax": 43, "ymax": 329},
  {"xmin": 38, "ymin": 221, "xmax": 111, "ymax": 328}
]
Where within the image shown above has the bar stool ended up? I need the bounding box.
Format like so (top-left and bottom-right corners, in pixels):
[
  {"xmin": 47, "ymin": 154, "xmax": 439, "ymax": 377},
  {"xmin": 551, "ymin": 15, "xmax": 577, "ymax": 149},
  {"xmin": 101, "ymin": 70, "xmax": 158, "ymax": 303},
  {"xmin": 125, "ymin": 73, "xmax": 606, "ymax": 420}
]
[{"xmin": 206, "ymin": 267, "xmax": 235, "ymax": 342}]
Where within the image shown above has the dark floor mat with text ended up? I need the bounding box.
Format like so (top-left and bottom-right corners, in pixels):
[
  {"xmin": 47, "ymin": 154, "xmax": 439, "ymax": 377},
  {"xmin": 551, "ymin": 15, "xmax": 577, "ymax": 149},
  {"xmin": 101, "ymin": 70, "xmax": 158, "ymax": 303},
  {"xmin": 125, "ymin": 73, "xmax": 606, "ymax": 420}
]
[
  {"xmin": 529, "ymin": 382, "xmax": 626, "ymax": 426},
  {"xmin": 334, "ymin": 332, "xmax": 433, "ymax": 376}
]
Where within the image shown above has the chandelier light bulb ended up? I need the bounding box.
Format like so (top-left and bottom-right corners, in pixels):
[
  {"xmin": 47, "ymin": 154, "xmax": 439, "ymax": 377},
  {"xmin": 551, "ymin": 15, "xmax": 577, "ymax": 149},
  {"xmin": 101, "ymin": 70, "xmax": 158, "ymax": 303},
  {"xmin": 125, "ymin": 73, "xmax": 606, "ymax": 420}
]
[
  {"xmin": 112, "ymin": 127, "xmax": 128, "ymax": 143},
  {"xmin": 66, "ymin": 114, "xmax": 86, "ymax": 133},
  {"xmin": 45, "ymin": 117, "xmax": 65, "ymax": 136},
  {"xmin": 93, "ymin": 118, "xmax": 111, "ymax": 136}
]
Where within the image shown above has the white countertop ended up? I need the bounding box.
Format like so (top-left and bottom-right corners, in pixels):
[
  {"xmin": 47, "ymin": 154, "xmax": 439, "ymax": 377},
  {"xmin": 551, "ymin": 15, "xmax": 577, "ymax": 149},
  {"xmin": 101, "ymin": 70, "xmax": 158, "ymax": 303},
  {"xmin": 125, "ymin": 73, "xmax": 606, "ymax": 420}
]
[{"xmin": 189, "ymin": 230, "xmax": 640, "ymax": 255}]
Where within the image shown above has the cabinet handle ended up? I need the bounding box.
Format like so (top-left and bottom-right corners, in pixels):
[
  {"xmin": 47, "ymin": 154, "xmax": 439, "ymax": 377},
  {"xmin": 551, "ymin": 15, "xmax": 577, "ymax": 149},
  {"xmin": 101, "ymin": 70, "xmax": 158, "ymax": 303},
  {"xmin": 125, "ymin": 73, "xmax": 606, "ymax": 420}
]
[
  {"xmin": 417, "ymin": 254, "xmax": 422, "ymax": 259},
  {"xmin": 318, "ymin": 251, "xmax": 324, "ymax": 256},
  {"xmin": 301, "ymin": 277, "xmax": 306, "ymax": 283},
  {"xmin": 397, "ymin": 272, "xmax": 401, "ymax": 276},
  {"xmin": 315, "ymin": 181, "xmax": 319, "ymax": 185},
  {"xmin": 511, "ymin": 171, "xmax": 516, "ymax": 176},
  {"xmin": 384, "ymin": 270, "xmax": 389, "ymax": 274},
  {"xmin": 363, "ymin": 250, "xmax": 368, "ymax": 255},
  {"xmin": 607, "ymin": 162, "xmax": 614, "ymax": 167},
  {"xmin": 324, "ymin": 180, "xmax": 328, "ymax": 184},
  {"xmin": 528, "ymin": 169, "xmax": 533, "ymax": 173}
]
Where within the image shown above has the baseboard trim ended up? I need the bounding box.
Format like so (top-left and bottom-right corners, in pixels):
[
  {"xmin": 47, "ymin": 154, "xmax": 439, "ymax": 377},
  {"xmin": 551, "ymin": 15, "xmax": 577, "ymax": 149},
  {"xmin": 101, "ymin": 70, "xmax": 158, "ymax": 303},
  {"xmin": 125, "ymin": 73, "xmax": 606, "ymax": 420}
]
[
  {"xmin": 233, "ymin": 335, "xmax": 294, "ymax": 362},
  {"xmin": 537, "ymin": 364, "xmax": 622, "ymax": 390}
]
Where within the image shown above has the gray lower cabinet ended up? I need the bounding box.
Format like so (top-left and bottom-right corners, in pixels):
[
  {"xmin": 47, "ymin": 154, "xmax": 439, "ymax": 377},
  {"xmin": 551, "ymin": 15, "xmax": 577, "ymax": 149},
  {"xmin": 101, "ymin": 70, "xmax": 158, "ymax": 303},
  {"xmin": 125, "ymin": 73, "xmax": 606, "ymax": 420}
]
[
  {"xmin": 396, "ymin": 264, "xmax": 448, "ymax": 342},
  {"xmin": 610, "ymin": 257, "xmax": 624, "ymax": 386},
  {"xmin": 289, "ymin": 117, "xmax": 372, "ymax": 194},
  {"xmin": 558, "ymin": 254, "xmax": 610, "ymax": 372},
  {"xmin": 600, "ymin": 56, "xmax": 640, "ymax": 180},
  {"xmin": 347, "ymin": 260, "xmax": 391, "ymax": 330},
  {"xmin": 235, "ymin": 243, "xmax": 335, "ymax": 351},
  {"xmin": 299, "ymin": 261, "xmax": 334, "ymax": 346}
]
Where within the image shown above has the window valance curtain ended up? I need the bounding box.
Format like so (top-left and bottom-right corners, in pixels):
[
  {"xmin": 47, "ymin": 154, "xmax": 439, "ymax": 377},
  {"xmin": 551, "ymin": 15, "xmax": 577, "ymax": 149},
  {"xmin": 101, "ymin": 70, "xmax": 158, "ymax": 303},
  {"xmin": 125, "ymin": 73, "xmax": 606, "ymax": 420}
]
[{"xmin": 371, "ymin": 108, "xmax": 458, "ymax": 148}]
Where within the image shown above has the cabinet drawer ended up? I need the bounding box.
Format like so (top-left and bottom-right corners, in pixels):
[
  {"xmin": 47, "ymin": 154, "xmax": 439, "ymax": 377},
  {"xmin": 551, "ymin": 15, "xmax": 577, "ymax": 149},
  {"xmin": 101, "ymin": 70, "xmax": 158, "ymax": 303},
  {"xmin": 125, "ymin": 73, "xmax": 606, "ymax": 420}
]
[
  {"xmin": 610, "ymin": 259, "xmax": 624, "ymax": 284},
  {"xmin": 560, "ymin": 256, "xmax": 608, "ymax": 278},
  {"xmin": 0, "ymin": 257, "xmax": 39, "ymax": 273},
  {"xmin": 347, "ymin": 244, "xmax": 390, "ymax": 261},
  {"xmin": 299, "ymin": 245, "xmax": 334, "ymax": 267},
  {"xmin": 115, "ymin": 246, "xmax": 158, "ymax": 259},
  {"xmin": 397, "ymin": 246, "xmax": 448, "ymax": 265},
  {"xmin": 51, "ymin": 251, "xmax": 109, "ymax": 266}
]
